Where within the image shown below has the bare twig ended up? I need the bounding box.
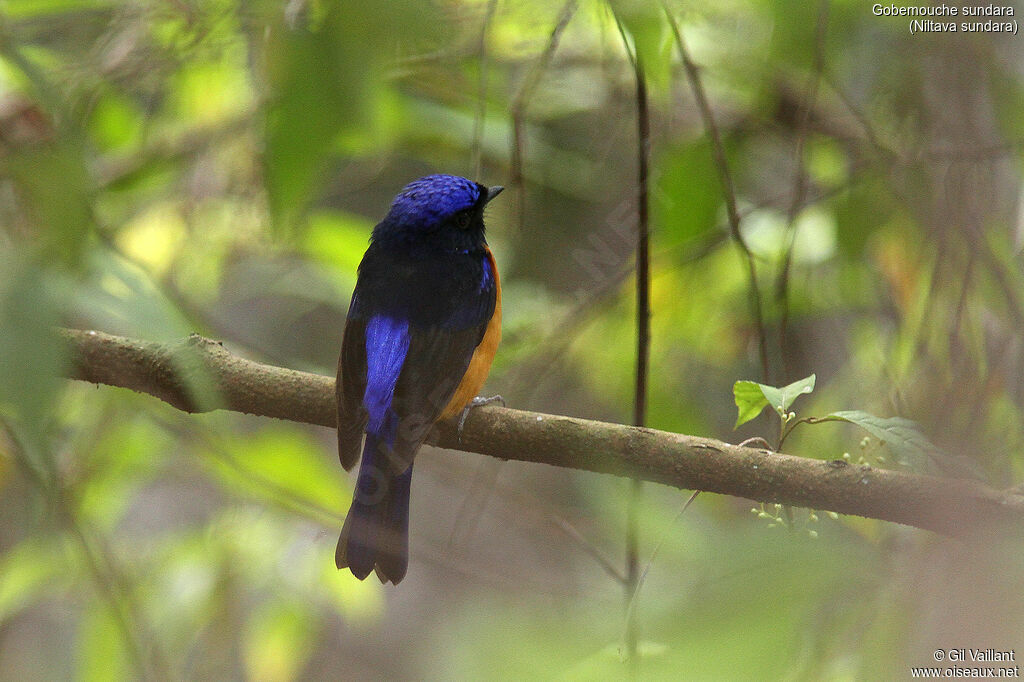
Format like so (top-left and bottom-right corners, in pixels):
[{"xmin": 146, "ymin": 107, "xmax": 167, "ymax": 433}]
[
  {"xmin": 0, "ymin": 421, "xmax": 169, "ymax": 681},
  {"xmin": 606, "ymin": 6, "xmax": 652, "ymax": 662},
  {"xmin": 627, "ymin": 39, "xmax": 652, "ymax": 667},
  {"xmin": 471, "ymin": 0, "xmax": 499, "ymax": 179},
  {"xmin": 550, "ymin": 514, "xmax": 628, "ymax": 583},
  {"xmin": 663, "ymin": 6, "xmax": 771, "ymax": 383},
  {"xmin": 508, "ymin": 0, "xmax": 578, "ymax": 236},
  {"xmin": 777, "ymin": 0, "xmax": 830, "ymax": 381},
  {"xmin": 631, "ymin": 61, "xmax": 651, "ymax": 434},
  {"xmin": 622, "ymin": 490, "xmax": 700, "ymax": 650}
]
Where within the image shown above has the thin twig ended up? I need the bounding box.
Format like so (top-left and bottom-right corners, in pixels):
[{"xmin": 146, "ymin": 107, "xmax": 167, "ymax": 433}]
[
  {"xmin": 502, "ymin": 172, "xmax": 863, "ymax": 403},
  {"xmin": 776, "ymin": 0, "xmax": 830, "ymax": 381},
  {"xmin": 980, "ymin": 239, "xmax": 1024, "ymax": 329},
  {"xmin": 632, "ymin": 64, "xmax": 651, "ymax": 433},
  {"xmin": 442, "ymin": 459, "xmax": 627, "ymax": 582},
  {"xmin": 508, "ymin": 0, "xmax": 578, "ymax": 236},
  {"xmin": 471, "ymin": 0, "xmax": 499, "ymax": 179},
  {"xmin": 631, "ymin": 48, "xmax": 652, "ymax": 670},
  {"xmin": 828, "ymin": 64, "xmax": 1024, "ymax": 332},
  {"xmin": 663, "ymin": 6, "xmax": 771, "ymax": 383},
  {"xmin": 607, "ymin": 6, "xmax": 651, "ymax": 664},
  {"xmin": 158, "ymin": 415, "xmax": 344, "ymax": 527},
  {"xmin": 0, "ymin": 421, "xmax": 167, "ymax": 681},
  {"xmin": 549, "ymin": 514, "xmax": 628, "ymax": 583},
  {"xmin": 622, "ymin": 490, "xmax": 700, "ymax": 652}
]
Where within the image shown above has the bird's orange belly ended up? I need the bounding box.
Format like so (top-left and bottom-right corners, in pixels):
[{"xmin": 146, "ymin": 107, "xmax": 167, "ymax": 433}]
[{"xmin": 439, "ymin": 249, "xmax": 501, "ymax": 420}]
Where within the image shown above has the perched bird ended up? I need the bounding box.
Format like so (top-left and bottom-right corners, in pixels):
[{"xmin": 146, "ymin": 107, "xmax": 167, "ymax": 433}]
[{"xmin": 335, "ymin": 174, "xmax": 504, "ymax": 584}]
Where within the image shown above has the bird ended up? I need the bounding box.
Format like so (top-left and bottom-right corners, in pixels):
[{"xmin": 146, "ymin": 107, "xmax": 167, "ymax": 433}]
[{"xmin": 334, "ymin": 174, "xmax": 504, "ymax": 584}]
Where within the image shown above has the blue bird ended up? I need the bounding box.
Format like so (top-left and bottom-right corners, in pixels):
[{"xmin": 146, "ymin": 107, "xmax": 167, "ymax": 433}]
[{"xmin": 335, "ymin": 174, "xmax": 504, "ymax": 584}]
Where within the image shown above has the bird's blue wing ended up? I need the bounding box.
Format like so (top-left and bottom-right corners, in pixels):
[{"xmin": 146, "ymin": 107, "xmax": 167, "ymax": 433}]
[
  {"xmin": 336, "ymin": 315, "xmax": 367, "ymax": 471},
  {"xmin": 340, "ymin": 247, "xmax": 496, "ymax": 473}
]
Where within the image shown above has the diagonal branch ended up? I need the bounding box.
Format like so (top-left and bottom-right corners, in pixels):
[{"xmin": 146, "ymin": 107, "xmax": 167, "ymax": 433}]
[
  {"xmin": 663, "ymin": 7, "xmax": 771, "ymax": 383},
  {"xmin": 59, "ymin": 328, "xmax": 1024, "ymax": 538}
]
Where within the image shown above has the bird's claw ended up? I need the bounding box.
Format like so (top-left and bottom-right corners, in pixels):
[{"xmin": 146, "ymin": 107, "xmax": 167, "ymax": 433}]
[{"xmin": 457, "ymin": 394, "xmax": 505, "ymax": 441}]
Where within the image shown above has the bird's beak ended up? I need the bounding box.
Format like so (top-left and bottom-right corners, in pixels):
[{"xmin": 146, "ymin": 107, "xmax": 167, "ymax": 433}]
[{"xmin": 485, "ymin": 185, "xmax": 505, "ymax": 204}]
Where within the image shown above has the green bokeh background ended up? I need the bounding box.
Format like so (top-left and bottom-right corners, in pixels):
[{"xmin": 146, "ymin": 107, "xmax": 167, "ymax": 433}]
[{"xmin": 0, "ymin": 0, "xmax": 1022, "ymax": 679}]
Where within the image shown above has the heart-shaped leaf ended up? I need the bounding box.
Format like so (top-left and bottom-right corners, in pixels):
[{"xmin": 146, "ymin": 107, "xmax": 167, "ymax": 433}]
[{"xmin": 733, "ymin": 374, "xmax": 816, "ymax": 428}]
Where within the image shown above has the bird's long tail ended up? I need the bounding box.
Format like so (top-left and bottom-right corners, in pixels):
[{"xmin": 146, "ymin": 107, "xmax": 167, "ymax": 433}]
[{"xmin": 335, "ymin": 432, "xmax": 412, "ymax": 585}]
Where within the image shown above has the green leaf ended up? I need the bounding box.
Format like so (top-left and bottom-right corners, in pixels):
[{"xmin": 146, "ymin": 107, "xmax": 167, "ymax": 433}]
[
  {"xmin": 815, "ymin": 410, "xmax": 933, "ymax": 468},
  {"xmin": 733, "ymin": 374, "xmax": 816, "ymax": 428},
  {"xmin": 263, "ymin": 8, "xmax": 363, "ymax": 236},
  {"xmin": 760, "ymin": 374, "xmax": 816, "ymax": 415},
  {"xmin": 5, "ymin": 142, "xmax": 94, "ymax": 267},
  {"xmin": 810, "ymin": 411, "xmax": 985, "ymax": 478},
  {"xmin": 733, "ymin": 381, "xmax": 769, "ymax": 428},
  {"xmin": 0, "ymin": 254, "xmax": 69, "ymax": 444},
  {"xmin": 261, "ymin": 3, "xmax": 439, "ymax": 237}
]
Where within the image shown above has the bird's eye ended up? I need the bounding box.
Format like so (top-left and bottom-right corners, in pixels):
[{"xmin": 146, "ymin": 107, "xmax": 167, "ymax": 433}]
[{"xmin": 455, "ymin": 212, "xmax": 472, "ymax": 229}]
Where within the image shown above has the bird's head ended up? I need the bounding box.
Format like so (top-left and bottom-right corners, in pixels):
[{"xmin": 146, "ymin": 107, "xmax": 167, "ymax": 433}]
[{"xmin": 373, "ymin": 174, "xmax": 504, "ymax": 253}]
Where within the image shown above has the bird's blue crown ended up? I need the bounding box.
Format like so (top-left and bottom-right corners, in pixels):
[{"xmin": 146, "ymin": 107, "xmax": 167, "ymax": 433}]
[{"xmin": 382, "ymin": 174, "xmax": 483, "ymax": 230}]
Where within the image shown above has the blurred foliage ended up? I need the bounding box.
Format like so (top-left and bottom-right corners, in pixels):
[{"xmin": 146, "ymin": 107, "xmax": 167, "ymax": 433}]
[{"xmin": 0, "ymin": 0, "xmax": 1023, "ymax": 679}]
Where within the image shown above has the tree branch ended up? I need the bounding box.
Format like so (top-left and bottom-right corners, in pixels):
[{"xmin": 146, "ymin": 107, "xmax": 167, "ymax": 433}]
[{"xmin": 59, "ymin": 328, "xmax": 1024, "ymax": 537}]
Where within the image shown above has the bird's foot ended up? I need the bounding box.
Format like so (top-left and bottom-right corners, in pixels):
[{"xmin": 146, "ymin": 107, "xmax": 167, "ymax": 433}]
[{"xmin": 457, "ymin": 394, "xmax": 506, "ymax": 441}]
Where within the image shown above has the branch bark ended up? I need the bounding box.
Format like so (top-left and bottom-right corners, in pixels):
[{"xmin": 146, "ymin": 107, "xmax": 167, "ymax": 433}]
[{"xmin": 60, "ymin": 328, "xmax": 1024, "ymax": 537}]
